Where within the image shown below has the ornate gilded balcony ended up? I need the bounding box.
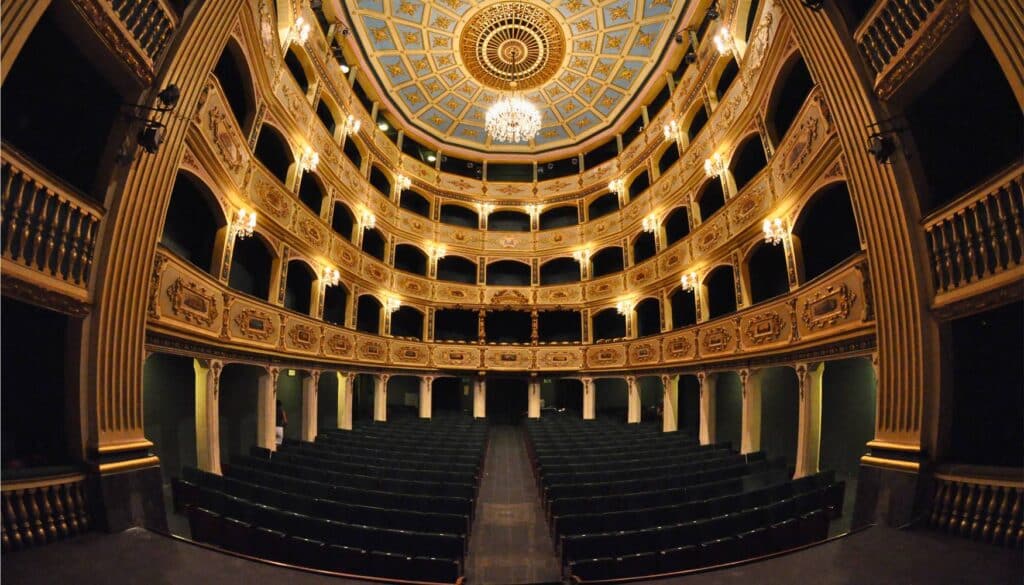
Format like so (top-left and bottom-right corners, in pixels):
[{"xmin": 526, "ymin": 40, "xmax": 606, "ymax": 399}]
[{"xmin": 69, "ymin": 0, "xmax": 178, "ymax": 85}]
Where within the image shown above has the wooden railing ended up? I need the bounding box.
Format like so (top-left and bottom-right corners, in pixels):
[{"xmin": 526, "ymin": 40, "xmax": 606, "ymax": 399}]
[
  {"xmin": 109, "ymin": 0, "xmax": 177, "ymax": 62},
  {"xmin": 923, "ymin": 165, "xmax": 1024, "ymax": 295},
  {"xmin": 929, "ymin": 465, "xmax": 1023, "ymax": 547},
  {"xmin": 1, "ymin": 148, "xmax": 103, "ymax": 291},
  {"xmin": 2, "ymin": 472, "xmax": 91, "ymax": 552},
  {"xmin": 855, "ymin": 0, "xmax": 943, "ymax": 77}
]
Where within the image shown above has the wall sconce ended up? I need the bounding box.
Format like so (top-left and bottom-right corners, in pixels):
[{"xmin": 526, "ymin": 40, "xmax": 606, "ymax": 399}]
[
  {"xmin": 427, "ymin": 242, "xmax": 447, "ymax": 260},
  {"xmin": 359, "ymin": 207, "xmax": 376, "ymax": 230},
  {"xmin": 342, "ymin": 114, "xmax": 361, "ymax": 137},
  {"xmin": 616, "ymin": 299, "xmax": 635, "ymax": 316},
  {"xmin": 384, "ymin": 296, "xmax": 402, "ymax": 314},
  {"xmin": 704, "ymin": 152, "xmax": 728, "ymax": 179},
  {"xmin": 323, "ymin": 266, "xmax": 342, "ymax": 287},
  {"xmin": 679, "ymin": 271, "xmax": 698, "ymax": 292},
  {"xmin": 233, "ymin": 209, "xmax": 257, "ymax": 239},
  {"xmin": 762, "ymin": 217, "xmax": 785, "ymax": 245},
  {"xmin": 608, "ymin": 177, "xmax": 626, "ymax": 198},
  {"xmin": 290, "ymin": 16, "xmax": 311, "ymax": 44},
  {"xmin": 642, "ymin": 214, "xmax": 658, "ymax": 233},
  {"xmin": 125, "ymin": 84, "xmax": 181, "ymax": 155},
  {"xmin": 663, "ymin": 120, "xmax": 680, "ymax": 142},
  {"xmin": 299, "ymin": 145, "xmax": 320, "ymax": 172},
  {"xmin": 572, "ymin": 248, "xmax": 591, "ymax": 264},
  {"xmin": 713, "ymin": 25, "xmax": 733, "ymax": 56},
  {"xmin": 395, "ymin": 173, "xmax": 412, "ymax": 192},
  {"xmin": 478, "ymin": 202, "xmax": 495, "ymax": 216}
]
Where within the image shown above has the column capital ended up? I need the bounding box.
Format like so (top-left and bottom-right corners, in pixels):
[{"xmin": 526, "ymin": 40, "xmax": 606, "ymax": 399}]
[{"xmin": 421, "ymin": 375, "xmax": 434, "ymax": 383}]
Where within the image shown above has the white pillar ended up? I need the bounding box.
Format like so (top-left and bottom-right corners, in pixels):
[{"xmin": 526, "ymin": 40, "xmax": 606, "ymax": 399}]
[
  {"xmin": 373, "ymin": 374, "xmax": 388, "ymax": 422},
  {"xmin": 257, "ymin": 367, "xmax": 279, "ymax": 450},
  {"xmin": 698, "ymin": 371, "xmax": 717, "ymax": 445},
  {"xmin": 528, "ymin": 378, "xmax": 541, "ymax": 418},
  {"xmin": 739, "ymin": 369, "xmax": 763, "ymax": 454},
  {"xmin": 582, "ymin": 377, "xmax": 595, "ymax": 420},
  {"xmin": 337, "ymin": 372, "xmax": 353, "ymax": 430},
  {"xmin": 473, "ymin": 376, "xmax": 486, "ymax": 419},
  {"xmin": 419, "ymin": 376, "xmax": 433, "ymax": 419},
  {"xmin": 301, "ymin": 371, "xmax": 319, "ymax": 442},
  {"xmin": 626, "ymin": 376, "xmax": 641, "ymax": 424},
  {"xmin": 661, "ymin": 374, "xmax": 679, "ymax": 433},
  {"xmin": 194, "ymin": 359, "xmax": 222, "ymax": 474},
  {"xmin": 794, "ymin": 362, "xmax": 825, "ymax": 478}
]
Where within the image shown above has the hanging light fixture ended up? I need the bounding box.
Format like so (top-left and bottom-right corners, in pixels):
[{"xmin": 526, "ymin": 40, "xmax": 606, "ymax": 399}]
[
  {"xmin": 290, "ymin": 16, "xmax": 311, "ymax": 44},
  {"xmin": 359, "ymin": 207, "xmax": 376, "ymax": 230},
  {"xmin": 704, "ymin": 152, "xmax": 727, "ymax": 178},
  {"xmin": 663, "ymin": 120, "xmax": 680, "ymax": 142},
  {"xmin": 713, "ymin": 25, "xmax": 733, "ymax": 56},
  {"xmin": 395, "ymin": 173, "xmax": 412, "ymax": 192},
  {"xmin": 616, "ymin": 299, "xmax": 635, "ymax": 316},
  {"xmin": 323, "ymin": 266, "xmax": 342, "ymax": 287},
  {"xmin": 608, "ymin": 178, "xmax": 626, "ymax": 198},
  {"xmin": 572, "ymin": 248, "xmax": 591, "ymax": 263},
  {"xmin": 342, "ymin": 114, "xmax": 361, "ymax": 137},
  {"xmin": 299, "ymin": 145, "xmax": 320, "ymax": 172},
  {"xmin": 427, "ymin": 242, "xmax": 447, "ymax": 260},
  {"xmin": 642, "ymin": 214, "xmax": 658, "ymax": 233},
  {"xmin": 384, "ymin": 296, "xmax": 402, "ymax": 314},
  {"xmin": 233, "ymin": 209, "xmax": 257, "ymax": 239},
  {"xmin": 485, "ymin": 45, "xmax": 542, "ymax": 143},
  {"xmin": 762, "ymin": 217, "xmax": 786, "ymax": 245},
  {"xmin": 679, "ymin": 271, "xmax": 698, "ymax": 292}
]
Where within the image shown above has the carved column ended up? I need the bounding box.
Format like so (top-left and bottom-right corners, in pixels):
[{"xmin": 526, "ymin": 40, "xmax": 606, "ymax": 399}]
[
  {"xmin": 698, "ymin": 371, "xmax": 717, "ymax": 445},
  {"xmin": 381, "ymin": 302, "xmax": 392, "ymax": 337},
  {"xmin": 794, "ymin": 362, "xmax": 825, "ymax": 478},
  {"xmin": 477, "ymin": 309, "xmax": 486, "ymax": 344},
  {"xmin": 419, "ymin": 375, "xmax": 433, "ymax": 419},
  {"xmin": 582, "ymin": 377, "xmax": 596, "ymax": 420},
  {"xmin": 337, "ymin": 372, "xmax": 353, "ymax": 431},
  {"xmin": 473, "ymin": 375, "xmax": 486, "ymax": 419},
  {"xmin": 530, "ymin": 309, "xmax": 539, "ymax": 345},
  {"xmin": 662, "ymin": 374, "xmax": 679, "ymax": 433},
  {"xmin": 626, "ymin": 376, "xmax": 641, "ymax": 424},
  {"xmin": 739, "ymin": 368, "xmax": 763, "ymax": 454},
  {"xmin": 373, "ymin": 373, "xmax": 388, "ymax": 422},
  {"xmin": 194, "ymin": 359, "xmax": 222, "ymax": 474},
  {"xmin": 257, "ymin": 367, "xmax": 279, "ymax": 450},
  {"xmin": 528, "ymin": 378, "xmax": 541, "ymax": 418},
  {"xmin": 301, "ymin": 371, "xmax": 320, "ymax": 442}
]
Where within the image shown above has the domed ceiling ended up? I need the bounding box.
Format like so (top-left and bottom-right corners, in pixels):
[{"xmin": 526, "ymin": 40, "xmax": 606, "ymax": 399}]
[{"xmin": 342, "ymin": 0, "xmax": 687, "ymax": 156}]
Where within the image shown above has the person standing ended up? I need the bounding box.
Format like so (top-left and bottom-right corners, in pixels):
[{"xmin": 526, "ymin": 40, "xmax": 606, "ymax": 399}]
[{"xmin": 275, "ymin": 399, "xmax": 288, "ymax": 445}]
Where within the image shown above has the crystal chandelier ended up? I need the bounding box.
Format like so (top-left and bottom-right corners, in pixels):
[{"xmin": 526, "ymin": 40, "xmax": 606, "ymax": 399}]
[
  {"xmin": 233, "ymin": 209, "xmax": 257, "ymax": 239},
  {"xmin": 616, "ymin": 299, "xmax": 634, "ymax": 316},
  {"xmin": 323, "ymin": 266, "xmax": 341, "ymax": 287},
  {"xmin": 663, "ymin": 120, "xmax": 680, "ymax": 142},
  {"xmin": 342, "ymin": 114, "xmax": 361, "ymax": 137},
  {"xmin": 572, "ymin": 248, "xmax": 591, "ymax": 263},
  {"xmin": 608, "ymin": 178, "xmax": 626, "ymax": 198},
  {"xmin": 485, "ymin": 47, "xmax": 542, "ymax": 143},
  {"xmin": 384, "ymin": 296, "xmax": 402, "ymax": 314},
  {"xmin": 395, "ymin": 173, "xmax": 412, "ymax": 192},
  {"xmin": 359, "ymin": 207, "xmax": 376, "ymax": 230},
  {"xmin": 427, "ymin": 242, "xmax": 447, "ymax": 260},
  {"xmin": 642, "ymin": 214, "xmax": 658, "ymax": 233},
  {"xmin": 713, "ymin": 25, "xmax": 733, "ymax": 56},
  {"xmin": 299, "ymin": 145, "xmax": 319, "ymax": 172},
  {"xmin": 762, "ymin": 218, "xmax": 786, "ymax": 245},
  {"xmin": 679, "ymin": 271, "xmax": 698, "ymax": 292},
  {"xmin": 290, "ymin": 16, "xmax": 311, "ymax": 44},
  {"xmin": 704, "ymin": 152, "xmax": 727, "ymax": 178}
]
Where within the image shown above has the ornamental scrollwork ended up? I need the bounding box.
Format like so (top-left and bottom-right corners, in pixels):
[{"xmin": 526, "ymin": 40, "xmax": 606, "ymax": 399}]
[
  {"xmin": 233, "ymin": 308, "xmax": 276, "ymax": 341},
  {"xmin": 166, "ymin": 278, "xmax": 219, "ymax": 327},
  {"xmin": 802, "ymin": 284, "xmax": 857, "ymax": 331}
]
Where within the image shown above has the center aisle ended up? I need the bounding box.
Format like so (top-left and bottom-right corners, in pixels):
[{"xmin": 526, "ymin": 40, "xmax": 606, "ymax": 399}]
[{"xmin": 464, "ymin": 425, "xmax": 563, "ymax": 585}]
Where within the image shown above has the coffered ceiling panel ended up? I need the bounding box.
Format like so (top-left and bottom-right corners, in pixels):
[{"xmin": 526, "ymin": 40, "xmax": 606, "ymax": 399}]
[{"xmin": 343, "ymin": 0, "xmax": 686, "ymax": 155}]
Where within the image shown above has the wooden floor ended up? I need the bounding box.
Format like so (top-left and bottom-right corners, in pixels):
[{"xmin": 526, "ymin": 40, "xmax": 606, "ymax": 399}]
[{"xmin": 464, "ymin": 424, "xmax": 563, "ymax": 584}]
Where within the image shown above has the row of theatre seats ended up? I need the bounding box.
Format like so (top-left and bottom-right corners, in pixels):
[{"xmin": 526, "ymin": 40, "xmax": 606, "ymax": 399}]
[
  {"xmin": 172, "ymin": 415, "xmax": 488, "ymax": 583},
  {"xmin": 525, "ymin": 414, "xmax": 845, "ymax": 581}
]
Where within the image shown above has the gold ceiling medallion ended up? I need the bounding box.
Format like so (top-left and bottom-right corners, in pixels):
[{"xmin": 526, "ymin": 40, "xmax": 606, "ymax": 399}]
[{"xmin": 460, "ymin": 2, "xmax": 565, "ymax": 91}]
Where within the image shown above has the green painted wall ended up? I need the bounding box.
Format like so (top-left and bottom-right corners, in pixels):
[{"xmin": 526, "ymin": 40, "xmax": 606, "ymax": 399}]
[
  {"xmin": 679, "ymin": 375, "xmax": 700, "ymax": 436},
  {"xmin": 716, "ymin": 372, "xmax": 742, "ymax": 451},
  {"xmin": 277, "ymin": 370, "xmax": 303, "ymax": 441},
  {"xmin": 142, "ymin": 353, "xmax": 196, "ymax": 484},
  {"xmin": 219, "ymin": 364, "xmax": 260, "ymax": 462},
  {"xmin": 760, "ymin": 367, "xmax": 799, "ymax": 467},
  {"xmin": 821, "ymin": 357, "xmax": 877, "ymax": 477},
  {"xmin": 317, "ymin": 373, "xmax": 339, "ymax": 432}
]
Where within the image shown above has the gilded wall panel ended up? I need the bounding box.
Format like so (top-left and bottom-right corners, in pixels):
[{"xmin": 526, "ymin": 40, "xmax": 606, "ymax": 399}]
[
  {"xmin": 796, "ymin": 262, "xmax": 864, "ymax": 339},
  {"xmin": 658, "ymin": 243, "xmax": 691, "ymax": 275},
  {"xmin": 199, "ymin": 86, "xmax": 251, "ymax": 187},
  {"xmin": 399, "ymin": 212, "xmax": 431, "ymax": 236},
  {"xmin": 435, "ymin": 283, "xmax": 482, "ymax": 304},
  {"xmin": 662, "ymin": 330, "xmax": 696, "ymax": 363},
  {"xmin": 355, "ymin": 335, "xmax": 387, "ymax": 362},
  {"xmin": 431, "ymin": 345, "xmax": 481, "ymax": 369},
  {"xmin": 159, "ymin": 268, "xmax": 222, "ymax": 334},
  {"xmin": 295, "ymin": 212, "xmax": 329, "ymax": 253},
  {"xmin": 628, "ymin": 261, "xmax": 658, "ymax": 288},
  {"xmin": 406, "ymin": 161, "xmax": 438, "ymax": 184},
  {"xmin": 539, "ymin": 177, "xmax": 581, "ymax": 197},
  {"xmin": 395, "ymin": 274, "xmax": 433, "ymax": 298},
  {"xmin": 483, "ymin": 347, "xmax": 533, "ymax": 370},
  {"xmin": 535, "ymin": 347, "xmax": 584, "ymax": 370},
  {"xmin": 437, "ymin": 227, "xmax": 483, "ymax": 248},
  {"xmin": 282, "ymin": 318, "xmax": 321, "ymax": 354},
  {"xmin": 536, "ymin": 284, "xmax": 583, "ymax": 305},
  {"xmin": 694, "ymin": 214, "xmax": 729, "ymax": 257},
  {"xmin": 488, "ymin": 182, "xmax": 531, "ymax": 200},
  {"xmin": 485, "ymin": 288, "xmax": 533, "ymax": 306},
  {"xmin": 484, "ymin": 231, "xmax": 531, "ymax": 252},
  {"xmin": 360, "ymin": 258, "xmax": 391, "ymax": 287},
  {"xmin": 330, "ymin": 239, "xmax": 360, "ymax": 269},
  {"xmin": 585, "ymin": 275, "xmax": 624, "ymax": 301},
  {"xmin": 323, "ymin": 330, "xmax": 356, "ymax": 359},
  {"xmin": 535, "ymin": 226, "xmax": 580, "ymax": 249},
  {"xmin": 584, "ymin": 214, "xmax": 620, "ymax": 241},
  {"xmin": 580, "ymin": 161, "xmax": 614, "ymax": 189},
  {"xmin": 700, "ymin": 325, "xmax": 736, "ymax": 356},
  {"xmin": 739, "ymin": 301, "xmax": 791, "ymax": 349},
  {"xmin": 274, "ymin": 76, "xmax": 311, "ymax": 130},
  {"xmin": 628, "ymin": 340, "xmax": 661, "ymax": 366},
  {"xmin": 586, "ymin": 344, "xmax": 627, "ymax": 369},
  {"xmin": 772, "ymin": 87, "xmax": 833, "ymax": 194},
  {"xmin": 390, "ymin": 342, "xmax": 430, "ymax": 366},
  {"xmin": 437, "ymin": 174, "xmax": 482, "ymax": 195},
  {"xmin": 250, "ymin": 169, "xmax": 295, "ymax": 225},
  {"xmin": 228, "ymin": 301, "xmax": 279, "ymax": 346},
  {"xmin": 728, "ymin": 172, "xmax": 773, "ymax": 232}
]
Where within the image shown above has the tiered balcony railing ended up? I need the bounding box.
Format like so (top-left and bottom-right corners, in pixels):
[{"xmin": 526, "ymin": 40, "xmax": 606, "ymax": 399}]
[
  {"xmin": 71, "ymin": 0, "xmax": 178, "ymax": 85},
  {"xmin": 1, "ymin": 471, "xmax": 90, "ymax": 552},
  {"xmin": 1, "ymin": 147, "xmax": 103, "ymax": 303},
  {"xmin": 928, "ymin": 465, "xmax": 1024, "ymax": 547}
]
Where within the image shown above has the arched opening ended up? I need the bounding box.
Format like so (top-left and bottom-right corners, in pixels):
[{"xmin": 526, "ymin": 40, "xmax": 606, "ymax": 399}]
[
  {"xmin": 697, "ymin": 178, "xmax": 726, "ymax": 221},
  {"xmin": 485, "ymin": 310, "xmax": 531, "ymax": 343},
  {"xmin": 437, "ymin": 255, "xmax": 477, "ymax": 284},
  {"xmin": 746, "ymin": 242, "xmax": 790, "ymax": 304},
  {"xmin": 904, "ymin": 29, "xmax": 1023, "ymax": 213},
  {"xmin": 440, "ymin": 203, "xmax": 479, "ymax": 228},
  {"xmin": 315, "ymin": 94, "xmax": 338, "ymax": 134},
  {"xmin": 539, "ymin": 205, "xmax": 579, "ymax": 230},
  {"xmin": 489, "ymin": 210, "xmax": 531, "ymax": 231},
  {"xmin": 638, "ymin": 376, "xmax": 663, "ymax": 422},
  {"xmin": 142, "ymin": 353, "xmax": 196, "ymax": 485},
  {"xmin": 486, "ymin": 378, "xmax": 529, "ymax": 425},
  {"xmin": 687, "ymin": 104, "xmax": 709, "ymax": 141},
  {"xmin": 635, "ymin": 298, "xmax": 662, "ymax": 338},
  {"xmin": 393, "ymin": 243, "xmax": 427, "ymax": 276},
  {"xmin": 590, "ymin": 246, "xmax": 624, "ymax": 278},
  {"xmin": 284, "ymin": 46, "xmax": 311, "ymax": 93},
  {"xmin": 628, "ymin": 171, "xmax": 650, "ymax": 201},
  {"xmin": 538, "ymin": 310, "xmax": 582, "ymax": 343},
  {"xmin": 160, "ymin": 173, "xmax": 225, "ymax": 275},
  {"xmin": 714, "ymin": 58, "xmax": 740, "ymax": 100},
  {"xmin": 361, "ymin": 227, "xmax": 386, "ymax": 262},
  {"xmin": 486, "ymin": 260, "xmax": 531, "ymax": 286},
  {"xmin": 369, "ymin": 166, "xmax": 391, "ymax": 198},
  {"xmin": 391, "ymin": 305, "xmax": 424, "ymax": 340},
  {"xmin": 213, "ymin": 39, "xmax": 256, "ymax": 132},
  {"xmin": 793, "ymin": 183, "xmax": 861, "ymax": 281},
  {"xmin": 539, "ymin": 258, "xmax": 581, "ymax": 285},
  {"xmin": 343, "ymin": 137, "xmax": 363, "ymax": 168},
  {"xmin": 704, "ymin": 265, "xmax": 738, "ymax": 319},
  {"xmin": 592, "ymin": 308, "xmax": 626, "ymax": 341},
  {"xmin": 331, "ymin": 202, "xmax": 355, "ymax": 241},
  {"xmin": 731, "ymin": 134, "xmax": 769, "ymax": 192},
  {"xmin": 587, "ymin": 193, "xmax": 620, "ymax": 221},
  {"xmin": 663, "ymin": 206, "xmax": 691, "ymax": 245},
  {"xmin": 432, "ymin": 377, "xmax": 468, "ymax": 415},
  {"xmin": 434, "ymin": 309, "xmax": 478, "ymax": 342},
  {"xmin": 679, "ymin": 374, "xmax": 701, "ymax": 436},
  {"xmin": 254, "ymin": 124, "xmax": 293, "ymax": 184},
  {"xmin": 595, "ymin": 378, "xmax": 628, "ymax": 420},
  {"xmin": 316, "ymin": 372, "xmax": 339, "ymax": 432},
  {"xmin": 352, "ymin": 373, "xmax": 376, "ymax": 421},
  {"xmin": 355, "ymin": 295, "xmax": 382, "ymax": 334},
  {"xmin": 658, "ymin": 142, "xmax": 681, "ymax": 174},
  {"xmin": 768, "ymin": 53, "xmax": 814, "ymax": 144},
  {"xmin": 297, "ymin": 172, "xmax": 326, "ymax": 215},
  {"xmin": 550, "ymin": 379, "xmax": 584, "ymax": 414},
  {"xmin": 760, "ymin": 366, "xmax": 800, "ymax": 469},
  {"xmin": 283, "ymin": 259, "xmax": 316, "ymax": 315},
  {"xmin": 632, "ymin": 231, "xmax": 656, "ymax": 264},
  {"xmin": 670, "ymin": 287, "xmax": 697, "ymax": 328},
  {"xmin": 385, "ymin": 376, "xmax": 420, "ymax": 419},
  {"xmin": 399, "ymin": 190, "xmax": 431, "ymax": 217},
  {"xmin": 715, "ymin": 372, "xmax": 742, "ymax": 450},
  {"xmin": 322, "ymin": 283, "xmax": 349, "ymax": 326},
  {"xmin": 218, "ymin": 363, "xmax": 262, "ymax": 463},
  {"xmin": 228, "ymin": 234, "xmax": 274, "ymax": 300}
]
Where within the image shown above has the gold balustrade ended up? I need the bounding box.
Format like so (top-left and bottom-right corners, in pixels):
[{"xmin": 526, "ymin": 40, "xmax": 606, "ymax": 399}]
[
  {"xmin": 923, "ymin": 164, "xmax": 1024, "ymax": 298},
  {"xmin": 108, "ymin": 0, "xmax": 177, "ymax": 61},
  {"xmin": 929, "ymin": 465, "xmax": 1023, "ymax": 547},
  {"xmin": 67, "ymin": 0, "xmax": 178, "ymax": 85},
  {"xmin": 1, "ymin": 147, "xmax": 103, "ymax": 295},
  {"xmin": 1, "ymin": 472, "xmax": 90, "ymax": 553}
]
